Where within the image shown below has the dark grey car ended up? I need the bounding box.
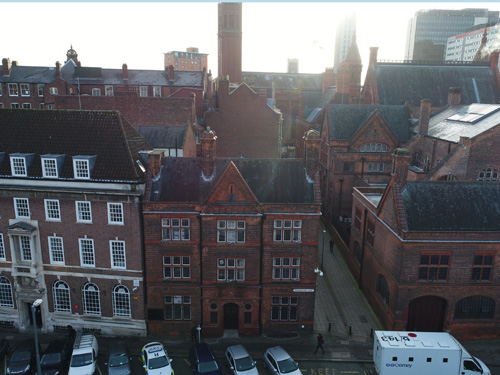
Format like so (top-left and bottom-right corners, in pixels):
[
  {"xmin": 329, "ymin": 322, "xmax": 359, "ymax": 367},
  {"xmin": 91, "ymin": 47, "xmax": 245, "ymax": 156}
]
[
  {"xmin": 105, "ymin": 342, "xmax": 131, "ymax": 375},
  {"xmin": 7, "ymin": 340, "xmax": 39, "ymax": 375}
]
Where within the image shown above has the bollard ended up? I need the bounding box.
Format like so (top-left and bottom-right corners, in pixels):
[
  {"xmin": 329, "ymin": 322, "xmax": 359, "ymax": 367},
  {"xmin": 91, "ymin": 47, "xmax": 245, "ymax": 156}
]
[
  {"xmin": 328, "ymin": 321, "xmax": 331, "ymax": 332},
  {"xmin": 349, "ymin": 324, "xmax": 352, "ymax": 335}
]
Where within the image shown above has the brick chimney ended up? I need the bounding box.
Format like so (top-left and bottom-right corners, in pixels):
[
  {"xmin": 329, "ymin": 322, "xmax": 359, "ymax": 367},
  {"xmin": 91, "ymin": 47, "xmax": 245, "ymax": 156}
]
[
  {"xmin": 336, "ymin": 61, "xmax": 351, "ymax": 98},
  {"xmin": 2, "ymin": 58, "xmax": 11, "ymax": 76},
  {"xmin": 304, "ymin": 129, "xmax": 321, "ymax": 180},
  {"xmin": 391, "ymin": 148, "xmax": 411, "ymax": 187},
  {"xmin": 418, "ymin": 99, "xmax": 431, "ymax": 136},
  {"xmin": 168, "ymin": 65, "xmax": 175, "ymax": 81},
  {"xmin": 55, "ymin": 61, "xmax": 61, "ymax": 78},
  {"xmin": 201, "ymin": 127, "xmax": 217, "ymax": 178},
  {"xmin": 148, "ymin": 150, "xmax": 163, "ymax": 179},
  {"xmin": 369, "ymin": 47, "xmax": 378, "ymax": 68},
  {"xmin": 122, "ymin": 64, "xmax": 128, "ymax": 80},
  {"xmin": 490, "ymin": 51, "xmax": 500, "ymax": 92},
  {"xmin": 448, "ymin": 87, "xmax": 461, "ymax": 106}
]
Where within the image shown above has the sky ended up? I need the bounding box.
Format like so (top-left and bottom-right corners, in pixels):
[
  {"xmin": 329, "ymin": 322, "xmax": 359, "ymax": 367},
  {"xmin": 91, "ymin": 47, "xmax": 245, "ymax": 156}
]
[{"xmin": 1, "ymin": 2, "xmax": 498, "ymax": 79}]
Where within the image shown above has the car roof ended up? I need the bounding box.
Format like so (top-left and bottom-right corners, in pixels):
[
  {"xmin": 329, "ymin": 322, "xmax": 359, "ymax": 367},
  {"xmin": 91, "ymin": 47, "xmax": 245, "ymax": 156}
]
[
  {"xmin": 45, "ymin": 338, "xmax": 70, "ymax": 353},
  {"xmin": 144, "ymin": 342, "xmax": 166, "ymax": 355},
  {"xmin": 193, "ymin": 343, "xmax": 215, "ymax": 361},
  {"xmin": 266, "ymin": 346, "xmax": 290, "ymax": 361},
  {"xmin": 226, "ymin": 345, "xmax": 251, "ymax": 360},
  {"xmin": 108, "ymin": 341, "xmax": 128, "ymax": 356},
  {"xmin": 14, "ymin": 340, "xmax": 34, "ymax": 351}
]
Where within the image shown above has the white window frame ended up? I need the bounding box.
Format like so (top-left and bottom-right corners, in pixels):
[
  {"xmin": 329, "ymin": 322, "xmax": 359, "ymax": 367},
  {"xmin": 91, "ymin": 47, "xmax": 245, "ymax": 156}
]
[
  {"xmin": 217, "ymin": 220, "xmax": 245, "ymax": 243},
  {"xmin": 140, "ymin": 86, "xmax": 148, "ymax": 97},
  {"xmin": 0, "ymin": 234, "xmax": 5, "ymax": 261},
  {"xmin": 110, "ymin": 240, "xmax": 126, "ymax": 269},
  {"xmin": 37, "ymin": 84, "xmax": 44, "ymax": 97},
  {"xmin": 272, "ymin": 257, "xmax": 300, "ymax": 280},
  {"xmin": 163, "ymin": 256, "xmax": 191, "ymax": 279},
  {"xmin": 19, "ymin": 236, "xmax": 32, "ymax": 261},
  {"xmin": 14, "ymin": 198, "xmax": 30, "ymax": 218},
  {"xmin": 161, "ymin": 218, "xmax": 190, "ymax": 241},
  {"xmin": 20, "ymin": 83, "xmax": 30, "ymax": 97},
  {"xmin": 153, "ymin": 86, "xmax": 161, "ymax": 97},
  {"xmin": 10, "ymin": 157, "xmax": 27, "ymax": 177},
  {"xmin": 0, "ymin": 276, "xmax": 14, "ymax": 308},
  {"xmin": 75, "ymin": 201, "xmax": 92, "ymax": 223},
  {"xmin": 8, "ymin": 83, "xmax": 18, "ymax": 96},
  {"xmin": 217, "ymin": 258, "xmax": 245, "ymax": 281},
  {"xmin": 49, "ymin": 87, "xmax": 58, "ymax": 95},
  {"xmin": 105, "ymin": 85, "xmax": 114, "ymax": 96},
  {"xmin": 52, "ymin": 280, "xmax": 70, "ymax": 312},
  {"xmin": 10, "ymin": 103, "xmax": 20, "ymax": 109},
  {"xmin": 79, "ymin": 238, "xmax": 95, "ymax": 267},
  {"xmin": 273, "ymin": 220, "xmax": 302, "ymax": 242},
  {"xmin": 44, "ymin": 199, "xmax": 61, "ymax": 221},
  {"xmin": 112, "ymin": 285, "xmax": 131, "ymax": 317},
  {"xmin": 82, "ymin": 282, "xmax": 101, "ymax": 315},
  {"xmin": 22, "ymin": 103, "xmax": 31, "ymax": 109},
  {"xmin": 107, "ymin": 203, "xmax": 124, "ymax": 225},
  {"xmin": 42, "ymin": 158, "xmax": 58, "ymax": 178},
  {"xmin": 92, "ymin": 88, "xmax": 101, "ymax": 96},
  {"xmin": 73, "ymin": 159, "xmax": 90, "ymax": 179},
  {"xmin": 48, "ymin": 236, "xmax": 65, "ymax": 264}
]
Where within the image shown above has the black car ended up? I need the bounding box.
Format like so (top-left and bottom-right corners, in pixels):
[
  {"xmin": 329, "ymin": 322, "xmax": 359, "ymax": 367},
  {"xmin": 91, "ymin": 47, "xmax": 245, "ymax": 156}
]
[
  {"xmin": 38, "ymin": 337, "xmax": 73, "ymax": 375},
  {"xmin": 0, "ymin": 336, "xmax": 10, "ymax": 362},
  {"xmin": 7, "ymin": 339, "xmax": 39, "ymax": 375},
  {"xmin": 105, "ymin": 341, "xmax": 131, "ymax": 375}
]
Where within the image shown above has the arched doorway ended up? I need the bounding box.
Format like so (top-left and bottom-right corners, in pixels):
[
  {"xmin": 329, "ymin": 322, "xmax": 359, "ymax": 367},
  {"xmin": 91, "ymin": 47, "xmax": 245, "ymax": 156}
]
[
  {"xmin": 224, "ymin": 303, "xmax": 238, "ymax": 329},
  {"xmin": 407, "ymin": 296, "xmax": 447, "ymax": 332}
]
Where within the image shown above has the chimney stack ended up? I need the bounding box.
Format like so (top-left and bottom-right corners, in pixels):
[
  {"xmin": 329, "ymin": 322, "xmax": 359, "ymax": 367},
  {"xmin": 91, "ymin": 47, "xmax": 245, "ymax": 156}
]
[
  {"xmin": 391, "ymin": 148, "xmax": 411, "ymax": 187},
  {"xmin": 122, "ymin": 64, "xmax": 128, "ymax": 80},
  {"xmin": 447, "ymin": 87, "xmax": 461, "ymax": 106},
  {"xmin": 2, "ymin": 58, "xmax": 11, "ymax": 76},
  {"xmin": 201, "ymin": 127, "xmax": 217, "ymax": 178},
  {"xmin": 55, "ymin": 61, "xmax": 61, "ymax": 78},
  {"xmin": 148, "ymin": 150, "xmax": 163, "ymax": 179},
  {"xmin": 168, "ymin": 65, "xmax": 175, "ymax": 81},
  {"xmin": 369, "ymin": 47, "xmax": 379, "ymax": 68},
  {"xmin": 418, "ymin": 99, "xmax": 431, "ymax": 136}
]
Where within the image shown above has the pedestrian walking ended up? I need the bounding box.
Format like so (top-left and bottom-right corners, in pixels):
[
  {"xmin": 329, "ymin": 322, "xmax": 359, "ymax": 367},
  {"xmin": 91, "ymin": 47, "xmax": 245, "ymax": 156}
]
[
  {"xmin": 67, "ymin": 325, "xmax": 76, "ymax": 341},
  {"xmin": 314, "ymin": 333, "xmax": 325, "ymax": 354}
]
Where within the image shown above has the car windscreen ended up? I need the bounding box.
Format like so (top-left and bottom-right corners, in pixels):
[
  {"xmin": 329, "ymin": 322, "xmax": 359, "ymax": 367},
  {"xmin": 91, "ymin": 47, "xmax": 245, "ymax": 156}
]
[
  {"xmin": 41, "ymin": 353, "xmax": 62, "ymax": 365},
  {"xmin": 198, "ymin": 360, "xmax": 219, "ymax": 374},
  {"xmin": 109, "ymin": 354, "xmax": 130, "ymax": 367},
  {"xmin": 277, "ymin": 358, "xmax": 298, "ymax": 373},
  {"xmin": 11, "ymin": 350, "xmax": 31, "ymax": 363},
  {"xmin": 148, "ymin": 356, "xmax": 169, "ymax": 370},
  {"xmin": 235, "ymin": 357, "xmax": 255, "ymax": 371},
  {"xmin": 70, "ymin": 353, "xmax": 93, "ymax": 367}
]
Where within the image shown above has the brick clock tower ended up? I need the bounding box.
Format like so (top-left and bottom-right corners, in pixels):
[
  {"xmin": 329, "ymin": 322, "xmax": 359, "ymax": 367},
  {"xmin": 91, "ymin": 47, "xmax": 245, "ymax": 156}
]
[{"xmin": 218, "ymin": 2, "xmax": 242, "ymax": 83}]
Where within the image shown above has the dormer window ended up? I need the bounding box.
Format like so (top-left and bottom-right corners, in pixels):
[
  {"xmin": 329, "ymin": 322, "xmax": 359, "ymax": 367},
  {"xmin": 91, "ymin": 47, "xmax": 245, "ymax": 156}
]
[
  {"xmin": 10, "ymin": 154, "xmax": 34, "ymax": 177},
  {"xmin": 41, "ymin": 155, "xmax": 65, "ymax": 178},
  {"xmin": 72, "ymin": 155, "xmax": 96, "ymax": 180}
]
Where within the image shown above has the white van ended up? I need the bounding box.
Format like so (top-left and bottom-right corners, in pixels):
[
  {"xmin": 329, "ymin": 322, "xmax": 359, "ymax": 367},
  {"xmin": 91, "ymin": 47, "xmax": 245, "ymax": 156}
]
[{"xmin": 68, "ymin": 333, "xmax": 99, "ymax": 375}]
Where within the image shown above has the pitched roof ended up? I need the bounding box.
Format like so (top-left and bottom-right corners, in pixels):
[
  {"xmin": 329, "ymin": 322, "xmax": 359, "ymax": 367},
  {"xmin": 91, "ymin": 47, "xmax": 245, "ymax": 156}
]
[
  {"xmin": 401, "ymin": 181, "xmax": 500, "ymax": 231},
  {"xmin": 0, "ymin": 65, "xmax": 57, "ymax": 83},
  {"xmin": 242, "ymin": 72, "xmax": 323, "ymax": 91},
  {"xmin": 149, "ymin": 158, "xmax": 315, "ymax": 204},
  {"xmin": 0, "ymin": 109, "xmax": 152, "ymax": 182},
  {"xmin": 135, "ymin": 126, "xmax": 186, "ymax": 149},
  {"xmin": 372, "ymin": 62, "xmax": 500, "ymax": 107},
  {"xmin": 304, "ymin": 88, "xmax": 336, "ymax": 122},
  {"xmin": 327, "ymin": 104, "xmax": 412, "ymax": 141},
  {"xmin": 425, "ymin": 103, "xmax": 500, "ymax": 142}
]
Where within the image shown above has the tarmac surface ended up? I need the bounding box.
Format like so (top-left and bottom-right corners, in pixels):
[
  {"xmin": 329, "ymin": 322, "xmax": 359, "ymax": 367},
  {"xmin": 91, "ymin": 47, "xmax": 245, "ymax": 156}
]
[{"xmin": 3, "ymin": 223, "xmax": 500, "ymax": 372}]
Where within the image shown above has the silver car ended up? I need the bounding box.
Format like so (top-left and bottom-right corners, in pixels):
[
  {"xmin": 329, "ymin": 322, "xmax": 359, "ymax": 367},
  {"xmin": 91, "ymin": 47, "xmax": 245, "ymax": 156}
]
[
  {"xmin": 262, "ymin": 347, "xmax": 300, "ymax": 375},
  {"xmin": 225, "ymin": 345, "xmax": 258, "ymax": 375}
]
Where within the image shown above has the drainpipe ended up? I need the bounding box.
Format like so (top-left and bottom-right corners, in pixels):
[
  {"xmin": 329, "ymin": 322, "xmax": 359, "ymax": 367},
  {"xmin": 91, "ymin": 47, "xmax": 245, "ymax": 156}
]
[
  {"xmin": 198, "ymin": 214, "xmax": 204, "ymax": 332},
  {"xmin": 338, "ymin": 178, "xmax": 344, "ymax": 217},
  {"xmin": 358, "ymin": 208, "xmax": 368, "ymax": 290},
  {"xmin": 259, "ymin": 214, "xmax": 264, "ymax": 334}
]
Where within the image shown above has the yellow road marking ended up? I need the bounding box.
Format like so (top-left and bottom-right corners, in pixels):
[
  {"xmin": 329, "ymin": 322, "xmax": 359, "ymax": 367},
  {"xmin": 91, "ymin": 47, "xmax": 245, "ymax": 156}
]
[{"xmin": 184, "ymin": 358, "xmax": 191, "ymax": 366}]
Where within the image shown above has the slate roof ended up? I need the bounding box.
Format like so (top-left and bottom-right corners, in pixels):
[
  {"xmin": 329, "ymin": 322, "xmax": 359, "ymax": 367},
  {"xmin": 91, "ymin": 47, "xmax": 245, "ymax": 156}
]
[
  {"xmin": 242, "ymin": 72, "xmax": 323, "ymax": 91},
  {"xmin": 327, "ymin": 104, "xmax": 412, "ymax": 141},
  {"xmin": 150, "ymin": 158, "xmax": 315, "ymax": 204},
  {"xmin": 425, "ymin": 103, "xmax": 500, "ymax": 142},
  {"xmin": 401, "ymin": 181, "xmax": 500, "ymax": 231},
  {"xmin": 135, "ymin": 126, "xmax": 186, "ymax": 149},
  {"xmin": 303, "ymin": 88, "xmax": 336, "ymax": 122},
  {"xmin": 0, "ymin": 65, "xmax": 58, "ymax": 83},
  {"xmin": 373, "ymin": 62, "xmax": 500, "ymax": 107},
  {"xmin": 0, "ymin": 109, "xmax": 152, "ymax": 182}
]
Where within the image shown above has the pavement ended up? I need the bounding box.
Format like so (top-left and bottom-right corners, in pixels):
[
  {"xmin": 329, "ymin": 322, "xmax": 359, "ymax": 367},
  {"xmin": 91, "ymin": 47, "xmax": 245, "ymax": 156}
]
[{"xmin": 3, "ymin": 222, "xmax": 500, "ymax": 371}]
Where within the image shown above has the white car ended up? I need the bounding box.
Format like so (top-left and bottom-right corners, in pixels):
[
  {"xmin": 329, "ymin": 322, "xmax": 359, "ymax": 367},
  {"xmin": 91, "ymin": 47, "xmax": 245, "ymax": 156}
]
[
  {"xmin": 262, "ymin": 347, "xmax": 300, "ymax": 375},
  {"xmin": 225, "ymin": 345, "xmax": 258, "ymax": 375},
  {"xmin": 141, "ymin": 342, "xmax": 173, "ymax": 375}
]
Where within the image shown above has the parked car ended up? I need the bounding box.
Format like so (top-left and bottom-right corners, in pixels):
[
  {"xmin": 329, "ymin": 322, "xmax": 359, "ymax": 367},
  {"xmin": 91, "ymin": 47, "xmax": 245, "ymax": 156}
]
[
  {"xmin": 106, "ymin": 341, "xmax": 131, "ymax": 375},
  {"xmin": 38, "ymin": 337, "xmax": 73, "ymax": 375},
  {"xmin": 0, "ymin": 336, "xmax": 10, "ymax": 362},
  {"xmin": 7, "ymin": 339, "xmax": 39, "ymax": 375},
  {"xmin": 262, "ymin": 347, "xmax": 301, "ymax": 375},
  {"xmin": 189, "ymin": 343, "xmax": 222, "ymax": 375},
  {"xmin": 68, "ymin": 334, "xmax": 98, "ymax": 375},
  {"xmin": 225, "ymin": 345, "xmax": 258, "ymax": 375},
  {"xmin": 141, "ymin": 342, "xmax": 173, "ymax": 375}
]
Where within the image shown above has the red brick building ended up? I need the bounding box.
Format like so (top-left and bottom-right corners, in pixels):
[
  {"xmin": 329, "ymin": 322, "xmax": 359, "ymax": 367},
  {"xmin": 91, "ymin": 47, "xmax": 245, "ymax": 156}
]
[
  {"xmin": 0, "ymin": 109, "xmax": 152, "ymax": 336},
  {"xmin": 218, "ymin": 2, "xmax": 242, "ymax": 83},
  {"xmin": 205, "ymin": 79, "xmax": 282, "ymax": 158},
  {"xmin": 349, "ymin": 150, "xmax": 500, "ymax": 340},
  {"xmin": 164, "ymin": 47, "xmax": 208, "ymax": 72},
  {"xmin": 143, "ymin": 129, "xmax": 321, "ymax": 337}
]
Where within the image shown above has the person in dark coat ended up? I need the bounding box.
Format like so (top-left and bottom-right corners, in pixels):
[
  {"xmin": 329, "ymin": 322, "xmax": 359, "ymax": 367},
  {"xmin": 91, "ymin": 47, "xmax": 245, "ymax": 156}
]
[
  {"xmin": 67, "ymin": 325, "xmax": 76, "ymax": 341},
  {"xmin": 314, "ymin": 333, "xmax": 325, "ymax": 354}
]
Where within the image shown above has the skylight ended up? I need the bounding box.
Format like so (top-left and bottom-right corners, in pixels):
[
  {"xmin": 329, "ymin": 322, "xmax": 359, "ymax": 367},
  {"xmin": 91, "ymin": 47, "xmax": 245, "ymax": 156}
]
[{"xmin": 446, "ymin": 104, "xmax": 500, "ymax": 124}]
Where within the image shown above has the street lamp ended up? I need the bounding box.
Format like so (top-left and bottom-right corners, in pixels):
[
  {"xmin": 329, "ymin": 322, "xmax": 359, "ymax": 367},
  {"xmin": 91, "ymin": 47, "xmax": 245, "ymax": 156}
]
[
  {"xmin": 31, "ymin": 299, "xmax": 43, "ymax": 375},
  {"xmin": 321, "ymin": 229, "xmax": 326, "ymax": 270}
]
